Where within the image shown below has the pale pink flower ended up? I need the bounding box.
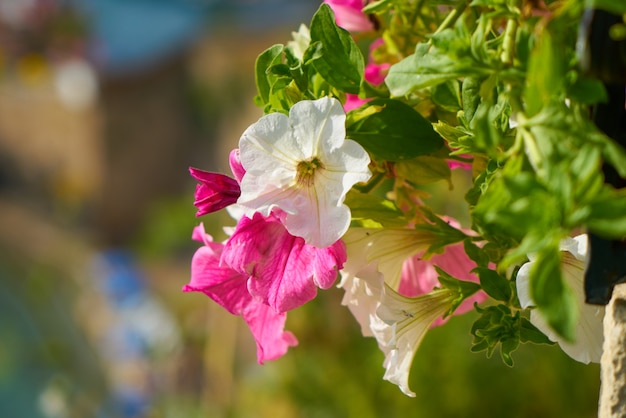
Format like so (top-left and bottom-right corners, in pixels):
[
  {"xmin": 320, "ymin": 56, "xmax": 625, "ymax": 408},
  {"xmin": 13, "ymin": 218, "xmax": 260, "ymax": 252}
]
[
  {"xmin": 399, "ymin": 242, "xmax": 488, "ymax": 326},
  {"xmin": 324, "ymin": 0, "xmax": 374, "ymax": 32},
  {"xmin": 222, "ymin": 212, "xmax": 347, "ymax": 313},
  {"xmin": 183, "ymin": 223, "xmax": 298, "ymax": 363}
]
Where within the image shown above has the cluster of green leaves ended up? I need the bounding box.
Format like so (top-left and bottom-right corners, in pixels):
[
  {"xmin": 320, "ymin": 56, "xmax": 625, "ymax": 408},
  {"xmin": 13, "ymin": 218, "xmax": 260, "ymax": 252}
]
[
  {"xmin": 254, "ymin": 4, "xmax": 364, "ymax": 112},
  {"xmin": 252, "ymin": 0, "xmax": 626, "ymax": 365},
  {"xmin": 377, "ymin": 0, "xmax": 626, "ymax": 359},
  {"xmin": 254, "ymin": 4, "xmax": 444, "ymax": 163}
]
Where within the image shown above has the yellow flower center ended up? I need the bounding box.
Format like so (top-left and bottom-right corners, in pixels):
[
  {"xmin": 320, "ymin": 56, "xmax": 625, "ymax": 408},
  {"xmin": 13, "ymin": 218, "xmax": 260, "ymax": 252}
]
[{"xmin": 295, "ymin": 157, "xmax": 324, "ymax": 187}]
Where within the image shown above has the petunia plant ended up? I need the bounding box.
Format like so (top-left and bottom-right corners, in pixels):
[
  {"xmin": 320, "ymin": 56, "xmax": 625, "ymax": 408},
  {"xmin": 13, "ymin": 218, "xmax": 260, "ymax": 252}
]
[{"xmin": 185, "ymin": 0, "xmax": 626, "ymax": 397}]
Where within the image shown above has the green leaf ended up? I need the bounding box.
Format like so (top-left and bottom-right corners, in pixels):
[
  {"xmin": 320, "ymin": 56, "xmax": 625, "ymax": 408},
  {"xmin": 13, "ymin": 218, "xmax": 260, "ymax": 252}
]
[
  {"xmin": 432, "ymin": 121, "xmax": 472, "ymax": 147},
  {"xmin": 475, "ymin": 268, "xmax": 512, "ymax": 302},
  {"xmin": 519, "ymin": 318, "xmax": 553, "ymax": 345},
  {"xmin": 345, "ymin": 190, "xmax": 408, "ymax": 228},
  {"xmin": 500, "ymin": 337, "xmax": 519, "ymax": 367},
  {"xmin": 463, "ymin": 240, "xmax": 490, "ymax": 267},
  {"xmin": 362, "ymin": 0, "xmax": 393, "ymax": 13},
  {"xmin": 587, "ymin": 187, "xmax": 626, "ymax": 239},
  {"xmin": 567, "ymin": 76, "xmax": 607, "ymax": 105},
  {"xmin": 588, "ymin": 0, "xmax": 626, "ymax": 14},
  {"xmin": 255, "ymin": 44, "xmax": 285, "ymax": 107},
  {"xmin": 599, "ymin": 133, "xmax": 626, "ymax": 178},
  {"xmin": 529, "ymin": 244, "xmax": 577, "ymax": 342},
  {"xmin": 346, "ymin": 98, "xmax": 443, "ymax": 161},
  {"xmin": 470, "ymin": 100, "xmax": 503, "ymax": 154},
  {"xmin": 436, "ymin": 267, "xmax": 482, "ymax": 316},
  {"xmin": 523, "ymin": 30, "xmax": 565, "ymax": 116},
  {"xmin": 386, "ymin": 43, "xmax": 463, "ymax": 96},
  {"xmin": 470, "ymin": 304, "xmax": 523, "ymax": 366},
  {"xmin": 309, "ymin": 4, "xmax": 364, "ymax": 94},
  {"xmin": 395, "ymin": 155, "xmax": 452, "ymax": 186},
  {"xmin": 461, "ymin": 76, "xmax": 482, "ymax": 123},
  {"xmin": 431, "ymin": 80, "xmax": 462, "ymax": 113}
]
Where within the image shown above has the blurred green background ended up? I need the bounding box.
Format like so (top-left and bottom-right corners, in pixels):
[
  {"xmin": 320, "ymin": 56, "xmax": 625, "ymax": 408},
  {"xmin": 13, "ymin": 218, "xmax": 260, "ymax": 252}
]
[{"xmin": 0, "ymin": 1, "xmax": 600, "ymax": 417}]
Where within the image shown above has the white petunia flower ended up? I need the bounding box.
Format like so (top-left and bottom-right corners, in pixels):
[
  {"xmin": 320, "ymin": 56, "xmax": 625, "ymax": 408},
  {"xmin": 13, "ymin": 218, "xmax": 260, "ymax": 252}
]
[
  {"xmin": 238, "ymin": 97, "xmax": 372, "ymax": 248},
  {"xmin": 516, "ymin": 234, "xmax": 604, "ymax": 364},
  {"xmin": 341, "ymin": 227, "xmax": 440, "ymax": 289},
  {"xmin": 287, "ymin": 23, "xmax": 311, "ymax": 61},
  {"xmin": 339, "ymin": 227, "xmax": 473, "ymax": 397},
  {"xmin": 375, "ymin": 285, "xmax": 460, "ymax": 397}
]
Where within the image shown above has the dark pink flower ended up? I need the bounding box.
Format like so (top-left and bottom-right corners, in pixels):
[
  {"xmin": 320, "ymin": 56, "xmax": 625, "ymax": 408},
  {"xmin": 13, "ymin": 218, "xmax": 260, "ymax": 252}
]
[
  {"xmin": 447, "ymin": 153, "xmax": 473, "ymax": 171},
  {"xmin": 222, "ymin": 213, "xmax": 347, "ymax": 313},
  {"xmin": 324, "ymin": 0, "xmax": 374, "ymax": 32},
  {"xmin": 183, "ymin": 224, "xmax": 298, "ymax": 363},
  {"xmin": 344, "ymin": 93, "xmax": 368, "ymax": 111},
  {"xmin": 189, "ymin": 167, "xmax": 240, "ymax": 216},
  {"xmin": 364, "ymin": 61, "xmax": 390, "ymax": 86}
]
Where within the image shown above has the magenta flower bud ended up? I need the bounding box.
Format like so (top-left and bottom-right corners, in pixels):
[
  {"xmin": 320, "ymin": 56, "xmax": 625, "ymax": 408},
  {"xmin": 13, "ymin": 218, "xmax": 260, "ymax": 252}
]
[{"xmin": 189, "ymin": 167, "xmax": 240, "ymax": 216}]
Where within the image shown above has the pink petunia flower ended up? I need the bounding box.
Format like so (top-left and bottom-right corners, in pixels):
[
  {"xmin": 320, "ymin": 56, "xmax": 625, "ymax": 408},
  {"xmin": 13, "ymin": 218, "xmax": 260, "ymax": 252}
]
[
  {"xmin": 324, "ymin": 0, "xmax": 374, "ymax": 32},
  {"xmin": 183, "ymin": 223, "xmax": 298, "ymax": 363},
  {"xmin": 398, "ymin": 242, "xmax": 488, "ymax": 326},
  {"xmin": 222, "ymin": 212, "xmax": 347, "ymax": 313}
]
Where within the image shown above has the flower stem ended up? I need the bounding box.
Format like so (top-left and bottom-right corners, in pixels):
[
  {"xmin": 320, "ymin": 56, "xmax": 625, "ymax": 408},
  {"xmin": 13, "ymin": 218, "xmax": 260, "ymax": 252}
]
[
  {"xmin": 501, "ymin": 18, "xmax": 519, "ymax": 65},
  {"xmin": 434, "ymin": 0, "xmax": 470, "ymax": 35}
]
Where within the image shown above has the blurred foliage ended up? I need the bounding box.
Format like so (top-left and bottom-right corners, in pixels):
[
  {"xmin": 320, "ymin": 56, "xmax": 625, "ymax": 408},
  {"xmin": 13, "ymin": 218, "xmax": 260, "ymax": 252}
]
[
  {"xmin": 226, "ymin": 286, "xmax": 600, "ymax": 418},
  {"xmin": 0, "ymin": 252, "xmax": 111, "ymax": 418}
]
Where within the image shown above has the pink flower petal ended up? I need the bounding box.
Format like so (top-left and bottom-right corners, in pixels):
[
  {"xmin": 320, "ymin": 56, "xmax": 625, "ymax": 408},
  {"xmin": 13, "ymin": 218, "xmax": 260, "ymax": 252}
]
[
  {"xmin": 185, "ymin": 244, "xmax": 249, "ymax": 315},
  {"xmin": 399, "ymin": 242, "xmax": 488, "ymax": 326},
  {"xmin": 241, "ymin": 300, "xmax": 298, "ymax": 364},
  {"xmin": 229, "ymin": 149, "xmax": 246, "ymax": 183},
  {"xmin": 222, "ymin": 213, "xmax": 346, "ymax": 313},
  {"xmin": 324, "ymin": 0, "xmax": 374, "ymax": 32},
  {"xmin": 364, "ymin": 62, "xmax": 390, "ymax": 85},
  {"xmin": 344, "ymin": 94, "xmax": 369, "ymax": 111},
  {"xmin": 184, "ymin": 223, "xmax": 297, "ymax": 363},
  {"xmin": 189, "ymin": 167, "xmax": 241, "ymax": 216}
]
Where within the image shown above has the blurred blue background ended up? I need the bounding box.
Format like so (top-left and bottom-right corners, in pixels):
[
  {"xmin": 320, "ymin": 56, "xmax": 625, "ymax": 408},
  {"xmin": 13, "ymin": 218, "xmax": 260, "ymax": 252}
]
[{"xmin": 0, "ymin": 1, "xmax": 601, "ymax": 417}]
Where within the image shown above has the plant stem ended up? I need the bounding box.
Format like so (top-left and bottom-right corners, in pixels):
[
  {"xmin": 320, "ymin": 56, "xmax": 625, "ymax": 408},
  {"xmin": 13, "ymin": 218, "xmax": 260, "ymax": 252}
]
[
  {"xmin": 501, "ymin": 18, "xmax": 518, "ymax": 65},
  {"xmin": 434, "ymin": 0, "xmax": 470, "ymax": 35}
]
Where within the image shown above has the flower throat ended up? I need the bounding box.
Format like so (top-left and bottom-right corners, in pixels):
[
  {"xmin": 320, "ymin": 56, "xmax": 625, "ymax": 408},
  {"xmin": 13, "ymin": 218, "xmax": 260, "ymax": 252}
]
[{"xmin": 296, "ymin": 157, "xmax": 324, "ymax": 187}]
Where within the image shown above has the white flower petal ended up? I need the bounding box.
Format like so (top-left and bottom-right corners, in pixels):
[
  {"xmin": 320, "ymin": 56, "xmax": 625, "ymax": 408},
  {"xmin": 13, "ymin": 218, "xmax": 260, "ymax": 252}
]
[
  {"xmin": 339, "ymin": 272, "xmax": 384, "ymax": 337},
  {"xmin": 374, "ymin": 286, "xmax": 454, "ymax": 397},
  {"xmin": 237, "ymin": 97, "xmax": 372, "ymax": 247},
  {"xmin": 516, "ymin": 233, "xmax": 604, "ymax": 363},
  {"xmin": 290, "ymin": 97, "xmax": 347, "ymax": 158},
  {"xmin": 340, "ymin": 228, "xmax": 463, "ymax": 397},
  {"xmin": 344, "ymin": 227, "xmax": 437, "ymax": 289},
  {"xmin": 283, "ymin": 183, "xmax": 351, "ymax": 247},
  {"xmin": 287, "ymin": 23, "xmax": 310, "ymax": 61},
  {"xmin": 516, "ymin": 261, "xmax": 533, "ymax": 309}
]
